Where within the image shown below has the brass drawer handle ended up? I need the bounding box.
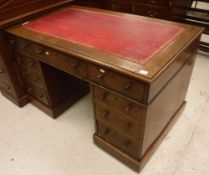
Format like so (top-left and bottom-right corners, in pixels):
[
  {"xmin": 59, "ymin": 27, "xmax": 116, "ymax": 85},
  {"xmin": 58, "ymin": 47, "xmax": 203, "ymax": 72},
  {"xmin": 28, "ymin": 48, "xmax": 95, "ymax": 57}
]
[
  {"xmin": 125, "ymin": 104, "xmax": 133, "ymax": 113},
  {"xmin": 102, "ymin": 110, "xmax": 109, "ymax": 118},
  {"xmin": 104, "ymin": 128, "xmax": 111, "ymax": 135},
  {"xmin": 99, "ymin": 92, "xmax": 108, "ymax": 101},
  {"xmin": 124, "ymin": 140, "xmax": 131, "ymax": 148},
  {"xmin": 124, "ymin": 83, "xmax": 132, "ymax": 91}
]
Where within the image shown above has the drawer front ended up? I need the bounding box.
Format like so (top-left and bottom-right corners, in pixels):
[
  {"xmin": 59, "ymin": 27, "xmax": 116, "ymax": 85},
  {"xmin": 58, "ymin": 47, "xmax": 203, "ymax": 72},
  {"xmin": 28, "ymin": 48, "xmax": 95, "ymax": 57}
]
[
  {"xmin": 138, "ymin": 0, "xmax": 170, "ymax": 6},
  {"xmin": 33, "ymin": 43, "xmax": 87, "ymax": 78},
  {"xmin": 24, "ymin": 82, "xmax": 49, "ymax": 106},
  {"xmin": 19, "ymin": 66, "xmax": 45, "ymax": 89},
  {"xmin": 88, "ymin": 63, "xmax": 145, "ymax": 102},
  {"xmin": 15, "ymin": 52, "xmax": 41, "ymax": 72},
  {"xmin": 135, "ymin": 4, "xmax": 170, "ymax": 19},
  {"xmin": 9, "ymin": 36, "xmax": 33, "ymax": 54},
  {"xmin": 93, "ymin": 86, "xmax": 144, "ymax": 122},
  {"xmin": 0, "ymin": 78, "xmax": 15, "ymax": 96},
  {"xmin": 97, "ymin": 121, "xmax": 140, "ymax": 159},
  {"xmin": 95, "ymin": 102, "xmax": 141, "ymax": 140}
]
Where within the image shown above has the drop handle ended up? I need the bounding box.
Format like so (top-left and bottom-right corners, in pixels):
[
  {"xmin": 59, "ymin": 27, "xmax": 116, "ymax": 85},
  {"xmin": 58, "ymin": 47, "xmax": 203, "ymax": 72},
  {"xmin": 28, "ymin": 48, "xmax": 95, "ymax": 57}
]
[{"xmin": 123, "ymin": 83, "xmax": 132, "ymax": 91}]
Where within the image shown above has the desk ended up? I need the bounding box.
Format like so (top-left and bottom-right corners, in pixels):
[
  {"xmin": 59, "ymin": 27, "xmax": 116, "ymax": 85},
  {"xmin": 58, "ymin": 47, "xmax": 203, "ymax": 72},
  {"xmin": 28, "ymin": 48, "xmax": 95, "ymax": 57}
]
[{"xmin": 5, "ymin": 6, "xmax": 202, "ymax": 172}]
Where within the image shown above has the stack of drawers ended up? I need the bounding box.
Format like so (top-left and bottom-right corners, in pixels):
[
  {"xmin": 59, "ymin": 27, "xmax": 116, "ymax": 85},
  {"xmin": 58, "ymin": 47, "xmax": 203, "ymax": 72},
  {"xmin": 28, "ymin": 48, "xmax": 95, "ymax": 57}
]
[
  {"xmin": 8, "ymin": 35, "xmax": 89, "ymax": 117},
  {"xmin": 0, "ymin": 57, "xmax": 15, "ymax": 97},
  {"xmin": 92, "ymin": 85, "xmax": 145, "ymax": 159},
  {"xmin": 15, "ymin": 52, "xmax": 51, "ymax": 106}
]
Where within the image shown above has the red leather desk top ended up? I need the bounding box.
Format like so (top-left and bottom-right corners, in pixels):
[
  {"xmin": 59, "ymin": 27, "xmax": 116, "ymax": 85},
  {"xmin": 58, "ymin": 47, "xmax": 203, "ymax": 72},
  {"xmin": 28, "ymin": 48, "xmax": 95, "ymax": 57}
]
[{"xmin": 23, "ymin": 8, "xmax": 184, "ymax": 65}]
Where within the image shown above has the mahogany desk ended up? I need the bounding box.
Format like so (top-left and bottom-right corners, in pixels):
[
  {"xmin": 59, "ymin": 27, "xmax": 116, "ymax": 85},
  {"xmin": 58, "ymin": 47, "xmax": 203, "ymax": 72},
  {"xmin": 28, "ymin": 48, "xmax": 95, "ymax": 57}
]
[{"xmin": 4, "ymin": 6, "xmax": 203, "ymax": 172}]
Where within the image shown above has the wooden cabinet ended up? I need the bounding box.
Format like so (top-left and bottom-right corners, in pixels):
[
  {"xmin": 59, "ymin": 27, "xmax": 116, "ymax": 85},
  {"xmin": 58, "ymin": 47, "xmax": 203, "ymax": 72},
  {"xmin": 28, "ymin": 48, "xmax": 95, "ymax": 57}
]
[
  {"xmin": 74, "ymin": 0, "xmax": 192, "ymax": 20},
  {"xmin": 9, "ymin": 44, "xmax": 89, "ymax": 118}
]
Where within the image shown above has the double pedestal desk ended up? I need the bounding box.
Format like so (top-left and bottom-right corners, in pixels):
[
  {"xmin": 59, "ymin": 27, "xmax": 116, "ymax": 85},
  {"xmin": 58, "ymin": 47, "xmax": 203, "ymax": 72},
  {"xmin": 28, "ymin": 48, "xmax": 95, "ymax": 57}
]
[{"xmin": 2, "ymin": 6, "xmax": 203, "ymax": 172}]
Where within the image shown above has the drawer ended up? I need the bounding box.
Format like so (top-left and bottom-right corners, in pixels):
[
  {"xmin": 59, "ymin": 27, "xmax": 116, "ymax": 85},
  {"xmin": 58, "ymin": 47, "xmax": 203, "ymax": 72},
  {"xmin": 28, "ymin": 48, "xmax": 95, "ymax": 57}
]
[
  {"xmin": 33, "ymin": 43, "xmax": 87, "ymax": 78},
  {"xmin": 134, "ymin": 4, "xmax": 170, "ymax": 19},
  {"xmin": 97, "ymin": 121, "xmax": 140, "ymax": 159},
  {"xmin": 93, "ymin": 86, "xmax": 144, "ymax": 122},
  {"xmin": 24, "ymin": 82, "xmax": 49, "ymax": 106},
  {"xmin": 87, "ymin": 63, "xmax": 145, "ymax": 102},
  {"xmin": 103, "ymin": 0, "xmax": 133, "ymax": 13},
  {"xmin": 15, "ymin": 52, "xmax": 41, "ymax": 72},
  {"xmin": 138, "ymin": 0, "xmax": 170, "ymax": 6},
  {"xmin": 9, "ymin": 36, "xmax": 33, "ymax": 54},
  {"xmin": 20, "ymin": 65, "xmax": 45, "ymax": 89},
  {"xmin": 0, "ymin": 77, "xmax": 15, "ymax": 96},
  {"xmin": 95, "ymin": 102, "xmax": 141, "ymax": 140}
]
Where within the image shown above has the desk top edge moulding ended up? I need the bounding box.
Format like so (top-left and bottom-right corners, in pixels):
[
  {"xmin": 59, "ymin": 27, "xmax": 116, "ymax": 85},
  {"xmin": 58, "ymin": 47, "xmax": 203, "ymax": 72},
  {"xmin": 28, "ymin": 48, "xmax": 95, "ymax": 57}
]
[{"xmin": 6, "ymin": 6, "xmax": 203, "ymax": 82}]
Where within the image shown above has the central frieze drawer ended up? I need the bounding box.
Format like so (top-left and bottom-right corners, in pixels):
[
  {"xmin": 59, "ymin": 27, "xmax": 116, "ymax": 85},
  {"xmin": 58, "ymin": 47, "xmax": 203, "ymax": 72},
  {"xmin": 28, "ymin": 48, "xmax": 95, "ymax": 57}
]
[
  {"xmin": 87, "ymin": 63, "xmax": 145, "ymax": 103},
  {"xmin": 32, "ymin": 43, "xmax": 87, "ymax": 78}
]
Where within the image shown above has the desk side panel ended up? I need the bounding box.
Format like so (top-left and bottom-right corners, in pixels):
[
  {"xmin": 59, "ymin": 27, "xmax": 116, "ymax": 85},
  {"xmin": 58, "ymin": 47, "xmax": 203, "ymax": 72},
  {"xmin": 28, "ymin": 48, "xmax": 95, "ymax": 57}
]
[{"xmin": 141, "ymin": 52, "xmax": 196, "ymax": 157}]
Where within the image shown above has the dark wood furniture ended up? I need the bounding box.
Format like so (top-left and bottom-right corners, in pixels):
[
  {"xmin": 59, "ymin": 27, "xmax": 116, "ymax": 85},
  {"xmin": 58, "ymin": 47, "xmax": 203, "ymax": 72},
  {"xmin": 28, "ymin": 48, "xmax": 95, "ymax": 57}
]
[
  {"xmin": 74, "ymin": 0, "xmax": 192, "ymax": 20},
  {"xmin": 0, "ymin": 0, "xmax": 91, "ymax": 117},
  {"xmin": 4, "ymin": 5, "xmax": 203, "ymax": 171}
]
